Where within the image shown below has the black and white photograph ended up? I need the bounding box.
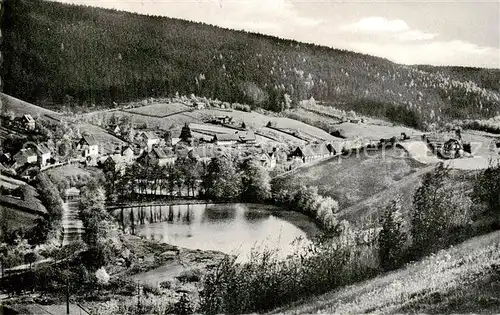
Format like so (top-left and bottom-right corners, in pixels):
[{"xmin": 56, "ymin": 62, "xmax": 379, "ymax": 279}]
[{"xmin": 0, "ymin": 0, "xmax": 499, "ymax": 313}]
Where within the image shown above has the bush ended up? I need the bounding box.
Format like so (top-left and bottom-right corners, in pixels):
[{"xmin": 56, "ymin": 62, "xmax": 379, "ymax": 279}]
[
  {"xmin": 176, "ymin": 268, "xmax": 203, "ymax": 283},
  {"xmin": 271, "ymin": 182, "xmax": 339, "ymax": 231},
  {"xmin": 174, "ymin": 294, "xmax": 195, "ymax": 315},
  {"xmin": 200, "ymin": 235, "xmax": 373, "ymax": 314}
]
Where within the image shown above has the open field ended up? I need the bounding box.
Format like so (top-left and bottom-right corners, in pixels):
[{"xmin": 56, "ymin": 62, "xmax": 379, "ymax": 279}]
[
  {"xmin": 190, "ymin": 123, "xmax": 279, "ymax": 144},
  {"xmin": 124, "ymin": 102, "xmax": 191, "ymax": 117},
  {"xmin": 77, "ymin": 123, "xmax": 126, "ymax": 155},
  {"xmin": 277, "ymin": 147, "xmax": 426, "ymax": 210},
  {"xmin": 1, "ymin": 206, "xmax": 40, "ymax": 231},
  {"xmin": 270, "ymin": 230, "xmax": 500, "ymax": 314},
  {"xmin": 338, "ymin": 165, "xmax": 432, "ymax": 226},
  {"xmin": 82, "ymin": 106, "xmax": 343, "ymax": 144},
  {"xmin": 337, "ymin": 122, "xmax": 421, "ymax": 140},
  {"xmin": 45, "ymin": 164, "xmax": 98, "ymax": 187},
  {"xmin": 1, "ymin": 93, "xmax": 61, "ymax": 122},
  {"xmin": 0, "ymin": 174, "xmax": 28, "ymax": 190}
]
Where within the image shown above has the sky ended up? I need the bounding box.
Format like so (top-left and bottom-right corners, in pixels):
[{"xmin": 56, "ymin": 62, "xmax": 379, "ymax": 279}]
[{"xmin": 52, "ymin": 0, "xmax": 500, "ymax": 69}]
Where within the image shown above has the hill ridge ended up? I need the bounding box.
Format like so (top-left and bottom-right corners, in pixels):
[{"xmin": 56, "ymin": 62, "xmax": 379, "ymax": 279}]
[{"xmin": 2, "ymin": 0, "xmax": 500, "ymax": 129}]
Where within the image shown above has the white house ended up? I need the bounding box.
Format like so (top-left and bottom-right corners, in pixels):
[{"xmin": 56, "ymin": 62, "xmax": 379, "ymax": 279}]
[
  {"xmin": 13, "ymin": 148, "xmax": 37, "ymax": 167},
  {"xmin": 36, "ymin": 143, "xmax": 52, "ymax": 167},
  {"xmin": 20, "ymin": 114, "xmax": 36, "ymax": 130},
  {"xmin": 141, "ymin": 131, "xmax": 160, "ymax": 150},
  {"xmin": 121, "ymin": 146, "xmax": 135, "ymax": 164},
  {"xmin": 78, "ymin": 135, "xmax": 99, "ymax": 158}
]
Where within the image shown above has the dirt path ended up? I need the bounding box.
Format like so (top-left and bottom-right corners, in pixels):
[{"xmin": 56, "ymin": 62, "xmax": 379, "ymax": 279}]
[
  {"xmin": 61, "ymin": 199, "xmax": 84, "ymax": 246},
  {"xmin": 398, "ymin": 141, "xmax": 440, "ymax": 164}
]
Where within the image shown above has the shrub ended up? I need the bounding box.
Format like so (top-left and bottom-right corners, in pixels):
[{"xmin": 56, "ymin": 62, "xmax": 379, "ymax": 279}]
[
  {"xmin": 176, "ymin": 268, "xmax": 203, "ymax": 283},
  {"xmin": 174, "ymin": 294, "xmax": 195, "ymax": 315},
  {"xmin": 95, "ymin": 267, "xmax": 110, "ymax": 286},
  {"xmin": 199, "ymin": 234, "xmax": 373, "ymax": 314}
]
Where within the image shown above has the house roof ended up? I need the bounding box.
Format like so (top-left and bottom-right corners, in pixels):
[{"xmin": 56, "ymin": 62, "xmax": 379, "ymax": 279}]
[
  {"xmin": 152, "ymin": 147, "xmax": 168, "ymax": 159},
  {"xmin": 23, "ymin": 114, "xmax": 35, "ymax": 123},
  {"xmin": 65, "ymin": 187, "xmax": 80, "ymax": 196},
  {"xmin": 36, "ymin": 143, "xmax": 51, "ymax": 155},
  {"xmin": 189, "ymin": 147, "xmax": 216, "ymax": 159},
  {"xmin": 15, "ymin": 148, "xmax": 36, "ymax": 159},
  {"xmin": 294, "ymin": 143, "xmax": 330, "ymax": 157},
  {"xmin": 142, "ymin": 131, "xmax": 159, "ymax": 140},
  {"xmin": 310, "ymin": 143, "xmax": 330, "ymax": 156},
  {"xmin": 239, "ymin": 130, "xmax": 256, "ymax": 141},
  {"xmin": 80, "ymin": 135, "xmax": 98, "ymax": 146},
  {"xmin": 121, "ymin": 146, "xmax": 133, "ymax": 155},
  {"xmin": 214, "ymin": 133, "xmax": 239, "ymax": 142},
  {"xmin": 259, "ymin": 152, "xmax": 271, "ymax": 161}
]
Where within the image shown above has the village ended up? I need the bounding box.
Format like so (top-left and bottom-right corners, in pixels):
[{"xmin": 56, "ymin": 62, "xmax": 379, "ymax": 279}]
[
  {"xmin": 0, "ymin": 96, "xmax": 352, "ymax": 185},
  {"xmin": 1, "ymin": 90, "xmax": 493, "ymax": 188}
]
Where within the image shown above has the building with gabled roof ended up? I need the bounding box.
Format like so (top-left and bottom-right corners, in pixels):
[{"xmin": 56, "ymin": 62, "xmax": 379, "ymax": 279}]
[
  {"xmin": 138, "ymin": 147, "xmax": 176, "ymax": 166},
  {"xmin": 13, "ymin": 148, "xmax": 38, "ymax": 168},
  {"xmin": 36, "ymin": 143, "xmax": 52, "ymax": 167},
  {"xmin": 78, "ymin": 135, "xmax": 99, "ymax": 158},
  {"xmin": 141, "ymin": 131, "xmax": 161, "ymax": 150},
  {"xmin": 213, "ymin": 133, "xmax": 239, "ymax": 146},
  {"xmin": 20, "ymin": 114, "xmax": 36, "ymax": 130},
  {"xmin": 238, "ymin": 130, "xmax": 257, "ymax": 144},
  {"xmin": 289, "ymin": 142, "xmax": 332, "ymax": 164},
  {"xmin": 188, "ymin": 146, "xmax": 217, "ymax": 164}
]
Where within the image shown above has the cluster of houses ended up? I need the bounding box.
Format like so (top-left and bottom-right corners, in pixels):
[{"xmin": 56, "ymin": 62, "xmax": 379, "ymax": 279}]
[
  {"xmin": 3, "ymin": 110, "xmax": 349, "ymax": 179},
  {"xmin": 2, "ymin": 113, "xmax": 38, "ymax": 131}
]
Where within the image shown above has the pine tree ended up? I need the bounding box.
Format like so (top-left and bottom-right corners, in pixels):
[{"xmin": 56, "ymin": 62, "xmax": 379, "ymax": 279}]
[
  {"xmin": 180, "ymin": 123, "xmax": 192, "ymax": 143},
  {"xmin": 378, "ymin": 196, "xmax": 408, "ymax": 271},
  {"xmin": 410, "ymin": 163, "xmax": 452, "ymax": 257}
]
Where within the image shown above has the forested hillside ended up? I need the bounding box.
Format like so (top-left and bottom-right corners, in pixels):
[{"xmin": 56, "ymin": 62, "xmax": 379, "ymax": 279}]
[{"xmin": 2, "ymin": 0, "xmax": 500, "ymax": 129}]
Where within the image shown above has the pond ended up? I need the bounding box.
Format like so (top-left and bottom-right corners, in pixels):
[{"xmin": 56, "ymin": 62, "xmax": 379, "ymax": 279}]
[{"xmin": 112, "ymin": 203, "xmax": 319, "ymax": 261}]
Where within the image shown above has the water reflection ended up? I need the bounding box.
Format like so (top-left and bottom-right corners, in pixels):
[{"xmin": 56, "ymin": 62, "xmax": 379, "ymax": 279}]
[{"xmin": 113, "ymin": 203, "xmax": 316, "ymax": 262}]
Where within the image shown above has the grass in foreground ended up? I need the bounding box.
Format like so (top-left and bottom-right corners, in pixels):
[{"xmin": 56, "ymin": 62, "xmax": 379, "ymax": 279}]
[{"xmin": 269, "ymin": 230, "xmax": 500, "ymax": 314}]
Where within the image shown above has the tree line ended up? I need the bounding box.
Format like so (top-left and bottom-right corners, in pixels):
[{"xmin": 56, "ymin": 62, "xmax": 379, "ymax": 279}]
[{"xmin": 104, "ymin": 154, "xmax": 271, "ymax": 204}]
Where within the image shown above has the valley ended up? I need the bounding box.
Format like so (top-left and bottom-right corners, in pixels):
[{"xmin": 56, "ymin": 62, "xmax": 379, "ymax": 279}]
[{"xmin": 1, "ymin": 0, "xmax": 499, "ymax": 314}]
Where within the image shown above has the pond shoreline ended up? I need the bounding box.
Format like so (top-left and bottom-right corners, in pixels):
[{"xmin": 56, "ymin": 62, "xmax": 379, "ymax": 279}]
[
  {"xmin": 107, "ymin": 198, "xmax": 233, "ymax": 210},
  {"xmin": 110, "ymin": 202, "xmax": 320, "ymax": 260}
]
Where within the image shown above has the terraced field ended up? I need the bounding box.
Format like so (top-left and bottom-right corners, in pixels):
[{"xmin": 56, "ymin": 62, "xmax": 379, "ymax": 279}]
[{"xmin": 82, "ymin": 104, "xmax": 343, "ymax": 146}]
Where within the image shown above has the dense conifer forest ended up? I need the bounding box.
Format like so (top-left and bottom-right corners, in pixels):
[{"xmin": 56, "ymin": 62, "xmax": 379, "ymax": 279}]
[{"xmin": 2, "ymin": 0, "xmax": 500, "ymax": 129}]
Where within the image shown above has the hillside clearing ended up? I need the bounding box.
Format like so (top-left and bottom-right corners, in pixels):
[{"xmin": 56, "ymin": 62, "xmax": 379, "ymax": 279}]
[
  {"xmin": 124, "ymin": 102, "xmax": 191, "ymax": 117},
  {"xmin": 337, "ymin": 122, "xmax": 421, "ymax": 140},
  {"xmin": 81, "ymin": 106, "xmax": 343, "ymax": 145},
  {"xmin": 276, "ymin": 147, "xmax": 426, "ymax": 210},
  {"xmin": 1, "ymin": 93, "xmax": 61, "ymax": 122},
  {"xmin": 269, "ymin": 230, "xmax": 500, "ymax": 314}
]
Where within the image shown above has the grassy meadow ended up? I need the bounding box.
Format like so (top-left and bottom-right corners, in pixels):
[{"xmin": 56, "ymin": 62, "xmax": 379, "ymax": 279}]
[
  {"xmin": 270, "ymin": 230, "xmax": 500, "ymax": 314},
  {"xmin": 277, "ymin": 147, "xmax": 426, "ymax": 210}
]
